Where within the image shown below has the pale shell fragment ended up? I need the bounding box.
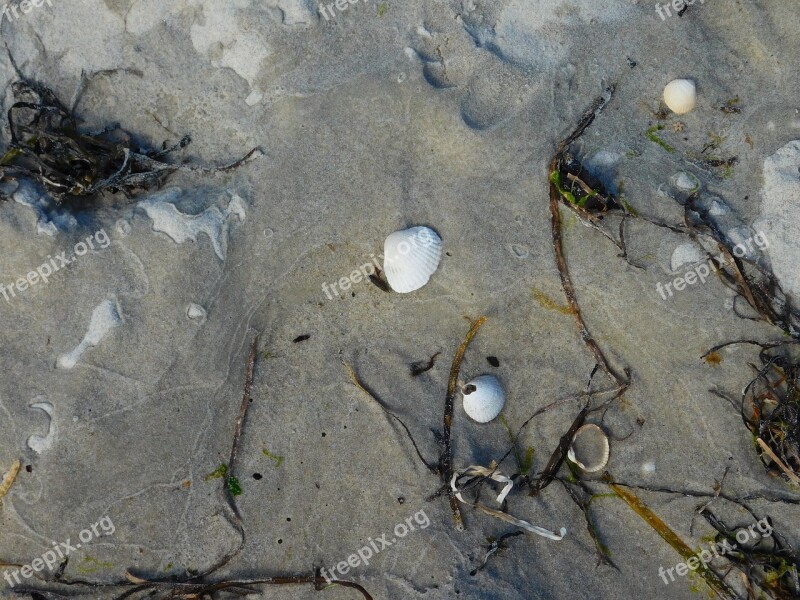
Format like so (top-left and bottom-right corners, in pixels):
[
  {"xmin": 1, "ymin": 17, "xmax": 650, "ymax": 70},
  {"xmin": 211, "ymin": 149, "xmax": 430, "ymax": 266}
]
[
  {"xmin": 382, "ymin": 226, "xmax": 442, "ymax": 293},
  {"xmin": 663, "ymin": 79, "xmax": 696, "ymax": 115},
  {"xmin": 461, "ymin": 375, "xmax": 505, "ymax": 423},
  {"xmin": 187, "ymin": 303, "xmax": 207, "ymax": 322},
  {"xmin": 450, "ymin": 466, "xmax": 566, "ymax": 541},
  {"xmin": 0, "ymin": 459, "xmax": 21, "ymax": 503},
  {"xmin": 567, "ymin": 424, "xmax": 610, "ymax": 473},
  {"xmin": 670, "ymin": 243, "xmax": 704, "ymax": 272}
]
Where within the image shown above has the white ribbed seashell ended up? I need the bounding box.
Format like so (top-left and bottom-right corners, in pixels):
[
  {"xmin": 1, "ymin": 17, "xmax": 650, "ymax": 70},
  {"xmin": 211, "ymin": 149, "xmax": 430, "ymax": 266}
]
[
  {"xmin": 663, "ymin": 79, "xmax": 696, "ymax": 115},
  {"xmin": 567, "ymin": 424, "xmax": 610, "ymax": 473},
  {"xmin": 383, "ymin": 226, "xmax": 442, "ymax": 293},
  {"xmin": 461, "ymin": 375, "xmax": 505, "ymax": 423}
]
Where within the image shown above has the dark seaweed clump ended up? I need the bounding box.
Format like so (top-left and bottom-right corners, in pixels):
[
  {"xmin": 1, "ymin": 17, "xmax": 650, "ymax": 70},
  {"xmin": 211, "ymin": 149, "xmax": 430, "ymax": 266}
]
[{"xmin": 0, "ymin": 72, "xmax": 261, "ymax": 207}]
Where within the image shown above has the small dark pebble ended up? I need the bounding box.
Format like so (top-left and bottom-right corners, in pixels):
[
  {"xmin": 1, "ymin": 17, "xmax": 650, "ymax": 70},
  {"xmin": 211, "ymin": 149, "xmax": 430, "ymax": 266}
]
[
  {"xmin": 487, "ymin": 356, "xmax": 500, "ymax": 367},
  {"xmin": 253, "ymin": 473, "xmax": 263, "ymax": 480},
  {"xmin": 293, "ymin": 334, "xmax": 311, "ymax": 343}
]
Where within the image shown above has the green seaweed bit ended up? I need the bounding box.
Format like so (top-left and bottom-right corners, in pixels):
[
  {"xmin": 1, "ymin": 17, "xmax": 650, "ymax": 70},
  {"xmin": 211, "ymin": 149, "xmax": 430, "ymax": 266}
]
[
  {"xmin": 0, "ymin": 147, "xmax": 22, "ymax": 165},
  {"xmin": 765, "ymin": 558, "xmax": 794, "ymax": 584},
  {"xmin": 646, "ymin": 125, "xmax": 675, "ymax": 153},
  {"xmin": 549, "ymin": 170, "xmax": 580, "ymax": 206},
  {"xmin": 726, "ymin": 96, "xmax": 740, "ymax": 106},
  {"xmin": 521, "ymin": 447, "xmax": 535, "ymax": 476},
  {"xmin": 588, "ymin": 492, "xmax": 618, "ymax": 503},
  {"xmin": 706, "ymin": 132, "xmax": 725, "ymax": 150},
  {"xmin": 565, "ymin": 460, "xmax": 580, "ymax": 483},
  {"xmin": 617, "ymin": 181, "xmax": 639, "ymax": 215},
  {"xmin": 204, "ymin": 464, "xmax": 228, "ymax": 481},
  {"xmin": 620, "ymin": 197, "xmax": 638, "ymax": 217},
  {"xmin": 227, "ymin": 475, "xmax": 243, "ymax": 496},
  {"xmin": 377, "ymin": 1, "xmax": 388, "ymax": 16},
  {"xmin": 77, "ymin": 557, "xmax": 114, "ymax": 573},
  {"xmin": 263, "ymin": 448, "xmax": 285, "ymax": 468}
]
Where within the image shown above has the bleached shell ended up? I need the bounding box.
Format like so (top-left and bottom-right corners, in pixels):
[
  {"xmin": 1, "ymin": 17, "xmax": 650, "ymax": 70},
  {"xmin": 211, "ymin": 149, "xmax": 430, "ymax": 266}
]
[
  {"xmin": 663, "ymin": 79, "xmax": 696, "ymax": 115},
  {"xmin": 567, "ymin": 424, "xmax": 610, "ymax": 473},
  {"xmin": 461, "ymin": 375, "xmax": 505, "ymax": 423},
  {"xmin": 383, "ymin": 226, "xmax": 443, "ymax": 293}
]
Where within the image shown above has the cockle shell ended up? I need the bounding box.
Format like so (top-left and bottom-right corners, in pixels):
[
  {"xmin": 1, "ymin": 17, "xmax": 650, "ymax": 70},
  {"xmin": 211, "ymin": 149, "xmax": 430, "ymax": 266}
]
[
  {"xmin": 461, "ymin": 375, "xmax": 505, "ymax": 423},
  {"xmin": 663, "ymin": 79, "xmax": 696, "ymax": 115},
  {"xmin": 383, "ymin": 226, "xmax": 443, "ymax": 293},
  {"xmin": 567, "ymin": 424, "xmax": 610, "ymax": 473}
]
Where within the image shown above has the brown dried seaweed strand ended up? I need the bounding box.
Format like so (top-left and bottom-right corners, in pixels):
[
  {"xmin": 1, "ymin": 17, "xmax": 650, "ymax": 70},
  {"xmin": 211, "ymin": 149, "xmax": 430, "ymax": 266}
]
[
  {"xmin": 442, "ymin": 317, "xmax": 488, "ymax": 531},
  {"xmin": 116, "ymin": 572, "xmax": 374, "ymax": 600},
  {"xmin": 15, "ymin": 572, "xmax": 374, "ymax": 600},
  {"xmin": 549, "ymin": 160, "xmax": 625, "ymax": 387},
  {"xmin": 225, "ymin": 334, "xmax": 259, "ymax": 517},
  {"xmin": 548, "ymin": 87, "xmax": 627, "ymax": 387},
  {"xmin": 529, "ymin": 404, "xmax": 589, "ymax": 495},
  {"xmin": 604, "ymin": 474, "xmax": 737, "ymax": 600}
]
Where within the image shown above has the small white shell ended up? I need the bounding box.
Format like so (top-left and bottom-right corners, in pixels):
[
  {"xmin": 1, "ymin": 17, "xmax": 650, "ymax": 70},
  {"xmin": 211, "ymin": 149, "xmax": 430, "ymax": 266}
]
[
  {"xmin": 663, "ymin": 79, "xmax": 696, "ymax": 115},
  {"xmin": 567, "ymin": 424, "xmax": 610, "ymax": 473},
  {"xmin": 186, "ymin": 303, "xmax": 207, "ymax": 322},
  {"xmin": 670, "ymin": 243, "xmax": 704, "ymax": 272},
  {"xmin": 461, "ymin": 375, "xmax": 505, "ymax": 423},
  {"xmin": 670, "ymin": 171, "xmax": 700, "ymax": 192},
  {"xmin": 383, "ymin": 226, "xmax": 443, "ymax": 293}
]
